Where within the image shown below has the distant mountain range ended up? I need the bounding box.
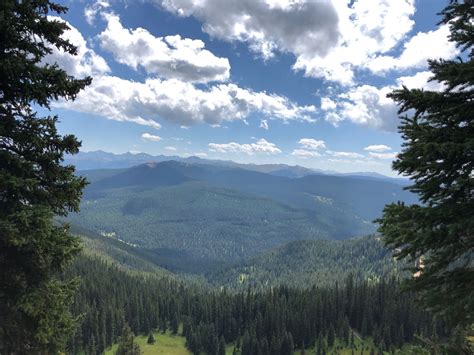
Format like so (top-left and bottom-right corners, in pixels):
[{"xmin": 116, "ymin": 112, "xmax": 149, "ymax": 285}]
[
  {"xmin": 67, "ymin": 159, "xmax": 416, "ymax": 272},
  {"xmin": 66, "ymin": 150, "xmax": 409, "ymax": 185}
]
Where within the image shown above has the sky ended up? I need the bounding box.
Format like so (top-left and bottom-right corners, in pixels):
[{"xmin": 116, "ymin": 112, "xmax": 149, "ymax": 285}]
[{"xmin": 46, "ymin": 0, "xmax": 456, "ymax": 176}]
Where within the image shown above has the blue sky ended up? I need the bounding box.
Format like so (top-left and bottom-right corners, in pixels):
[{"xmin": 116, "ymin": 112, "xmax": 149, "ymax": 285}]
[{"xmin": 47, "ymin": 0, "xmax": 455, "ymax": 176}]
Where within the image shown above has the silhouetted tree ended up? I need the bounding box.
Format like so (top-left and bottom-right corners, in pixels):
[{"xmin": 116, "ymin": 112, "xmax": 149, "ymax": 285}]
[{"xmin": 0, "ymin": 0, "xmax": 90, "ymax": 352}]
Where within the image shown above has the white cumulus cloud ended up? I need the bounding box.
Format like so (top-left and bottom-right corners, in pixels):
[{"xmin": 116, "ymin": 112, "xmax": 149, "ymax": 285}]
[
  {"xmin": 298, "ymin": 138, "xmax": 326, "ymax": 150},
  {"xmin": 99, "ymin": 13, "xmax": 230, "ymax": 83},
  {"xmin": 396, "ymin": 71, "xmax": 445, "ymax": 91},
  {"xmin": 141, "ymin": 133, "xmax": 162, "ymax": 141},
  {"xmin": 293, "ymin": 0, "xmax": 416, "ymax": 84},
  {"xmin": 291, "ymin": 149, "xmax": 321, "ymax": 158},
  {"xmin": 369, "ymin": 152, "xmax": 398, "ymax": 159},
  {"xmin": 320, "ymin": 69, "xmax": 447, "ymax": 131},
  {"xmin": 368, "ymin": 25, "xmax": 458, "ymax": 74},
  {"xmin": 43, "ymin": 17, "xmax": 110, "ymax": 77},
  {"xmin": 56, "ymin": 75, "xmax": 316, "ymax": 128},
  {"xmin": 208, "ymin": 138, "xmax": 281, "ymax": 155},
  {"xmin": 84, "ymin": 0, "xmax": 110, "ymax": 25},
  {"xmin": 160, "ymin": 0, "xmax": 340, "ymax": 61},
  {"xmin": 364, "ymin": 145, "xmax": 392, "ymax": 152},
  {"xmin": 331, "ymin": 151, "xmax": 364, "ymax": 158},
  {"xmin": 331, "ymin": 85, "xmax": 397, "ymax": 130}
]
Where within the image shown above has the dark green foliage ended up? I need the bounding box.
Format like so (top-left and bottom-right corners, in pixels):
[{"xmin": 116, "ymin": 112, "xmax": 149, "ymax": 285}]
[
  {"xmin": 64, "ymin": 254, "xmax": 182, "ymax": 354},
  {"xmin": 69, "ymin": 161, "xmax": 417, "ymax": 269},
  {"xmin": 377, "ymin": 0, "xmax": 473, "ymax": 350},
  {"xmin": 171, "ymin": 313, "xmax": 179, "ymax": 335},
  {"xmin": 218, "ymin": 336, "xmax": 226, "ymax": 355},
  {"xmin": 65, "ymin": 253, "xmax": 449, "ymax": 354},
  {"xmin": 210, "ymin": 235, "xmax": 399, "ymax": 289},
  {"xmin": 147, "ymin": 332, "xmax": 155, "ymax": 345},
  {"xmin": 116, "ymin": 324, "xmax": 141, "ymax": 355},
  {"xmin": 71, "ymin": 180, "xmax": 333, "ymax": 267},
  {"xmin": 327, "ymin": 324, "xmax": 335, "ymax": 348},
  {"xmin": 0, "ymin": 0, "xmax": 89, "ymax": 352}
]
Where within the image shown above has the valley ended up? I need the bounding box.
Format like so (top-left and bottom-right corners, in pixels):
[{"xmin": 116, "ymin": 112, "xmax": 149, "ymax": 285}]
[
  {"xmin": 63, "ymin": 159, "xmax": 432, "ymax": 354},
  {"xmin": 3, "ymin": 1, "xmax": 471, "ymax": 353},
  {"xmin": 68, "ymin": 159, "xmax": 416, "ymax": 274}
]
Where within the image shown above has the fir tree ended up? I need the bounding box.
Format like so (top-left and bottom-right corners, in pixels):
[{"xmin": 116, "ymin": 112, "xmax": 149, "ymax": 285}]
[
  {"xmin": 328, "ymin": 324, "xmax": 336, "ymax": 348},
  {"xmin": 0, "ymin": 0, "xmax": 90, "ymax": 352},
  {"xmin": 218, "ymin": 335, "xmax": 226, "ymax": 355},
  {"xmin": 147, "ymin": 331, "xmax": 155, "ymax": 345},
  {"xmin": 171, "ymin": 312, "xmax": 179, "ymax": 335},
  {"xmin": 116, "ymin": 324, "xmax": 141, "ymax": 355},
  {"xmin": 377, "ymin": 2, "xmax": 473, "ymax": 348}
]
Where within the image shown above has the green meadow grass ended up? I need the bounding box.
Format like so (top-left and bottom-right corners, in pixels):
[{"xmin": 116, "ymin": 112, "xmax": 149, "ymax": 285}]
[{"xmin": 104, "ymin": 330, "xmax": 190, "ymax": 355}]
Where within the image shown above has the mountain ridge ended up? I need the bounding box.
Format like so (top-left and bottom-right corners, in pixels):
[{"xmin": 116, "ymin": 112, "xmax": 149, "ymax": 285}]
[
  {"xmin": 69, "ymin": 160, "xmax": 416, "ymax": 270},
  {"xmin": 67, "ymin": 150, "xmax": 408, "ymax": 184}
]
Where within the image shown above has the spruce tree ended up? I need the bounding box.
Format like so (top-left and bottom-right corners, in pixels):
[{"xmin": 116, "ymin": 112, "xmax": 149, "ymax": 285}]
[
  {"xmin": 171, "ymin": 312, "xmax": 179, "ymax": 335},
  {"xmin": 147, "ymin": 331, "xmax": 155, "ymax": 345},
  {"xmin": 0, "ymin": 0, "xmax": 90, "ymax": 352},
  {"xmin": 116, "ymin": 324, "xmax": 141, "ymax": 355},
  {"xmin": 328, "ymin": 324, "xmax": 336, "ymax": 348},
  {"xmin": 377, "ymin": 0, "xmax": 473, "ymax": 349},
  {"xmin": 218, "ymin": 335, "xmax": 226, "ymax": 355}
]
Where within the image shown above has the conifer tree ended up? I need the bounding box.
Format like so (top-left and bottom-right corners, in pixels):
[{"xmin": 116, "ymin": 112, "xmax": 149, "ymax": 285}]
[
  {"xmin": 116, "ymin": 324, "xmax": 141, "ymax": 355},
  {"xmin": 147, "ymin": 331, "xmax": 155, "ymax": 345},
  {"xmin": 218, "ymin": 336, "xmax": 226, "ymax": 355},
  {"xmin": 377, "ymin": 0, "xmax": 473, "ymax": 351},
  {"xmin": 171, "ymin": 312, "xmax": 179, "ymax": 335},
  {"xmin": 328, "ymin": 324, "xmax": 336, "ymax": 348},
  {"xmin": 0, "ymin": 0, "xmax": 90, "ymax": 352}
]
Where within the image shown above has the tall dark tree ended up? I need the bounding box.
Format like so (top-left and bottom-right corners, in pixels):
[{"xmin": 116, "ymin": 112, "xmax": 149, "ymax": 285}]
[
  {"xmin": 147, "ymin": 331, "xmax": 155, "ymax": 345},
  {"xmin": 0, "ymin": 0, "xmax": 90, "ymax": 352},
  {"xmin": 116, "ymin": 324, "xmax": 141, "ymax": 355},
  {"xmin": 327, "ymin": 324, "xmax": 335, "ymax": 348},
  {"xmin": 218, "ymin": 336, "xmax": 226, "ymax": 355},
  {"xmin": 377, "ymin": 0, "xmax": 473, "ymax": 350}
]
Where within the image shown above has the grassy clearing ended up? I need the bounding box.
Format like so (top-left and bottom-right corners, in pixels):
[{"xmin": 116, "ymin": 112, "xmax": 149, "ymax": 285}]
[
  {"xmin": 104, "ymin": 330, "xmax": 190, "ymax": 355},
  {"xmin": 104, "ymin": 332, "xmax": 417, "ymax": 355}
]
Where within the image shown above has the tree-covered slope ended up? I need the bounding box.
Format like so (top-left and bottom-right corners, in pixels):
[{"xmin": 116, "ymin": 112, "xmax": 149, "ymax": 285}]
[
  {"xmin": 65, "ymin": 253, "xmax": 442, "ymax": 355},
  {"xmin": 70, "ymin": 181, "xmax": 332, "ymax": 264},
  {"xmin": 68, "ymin": 161, "xmax": 416, "ymax": 268},
  {"xmin": 71, "ymin": 225, "xmax": 174, "ymax": 276},
  {"xmin": 208, "ymin": 235, "xmax": 403, "ymax": 288}
]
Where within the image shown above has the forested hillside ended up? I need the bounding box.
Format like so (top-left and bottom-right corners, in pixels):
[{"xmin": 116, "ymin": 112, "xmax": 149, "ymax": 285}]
[
  {"xmin": 73, "ymin": 228, "xmax": 398, "ymax": 288},
  {"xmin": 68, "ymin": 161, "xmax": 416, "ymax": 268},
  {"xmin": 65, "ymin": 253, "xmax": 446, "ymax": 355},
  {"xmin": 209, "ymin": 236, "xmax": 402, "ymax": 289},
  {"xmin": 3, "ymin": 0, "xmax": 471, "ymax": 354}
]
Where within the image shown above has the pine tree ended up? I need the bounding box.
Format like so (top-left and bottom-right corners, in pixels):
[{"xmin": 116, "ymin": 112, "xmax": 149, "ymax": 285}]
[
  {"xmin": 280, "ymin": 332, "xmax": 294, "ymax": 355},
  {"xmin": 377, "ymin": 0, "xmax": 473, "ymax": 344},
  {"xmin": 116, "ymin": 324, "xmax": 141, "ymax": 355},
  {"xmin": 316, "ymin": 332, "xmax": 326, "ymax": 355},
  {"xmin": 147, "ymin": 331, "xmax": 155, "ymax": 345},
  {"xmin": 241, "ymin": 330, "xmax": 251, "ymax": 355},
  {"xmin": 218, "ymin": 335, "xmax": 226, "ymax": 355},
  {"xmin": 328, "ymin": 324, "xmax": 336, "ymax": 348},
  {"xmin": 171, "ymin": 312, "xmax": 179, "ymax": 335},
  {"xmin": 261, "ymin": 337, "xmax": 270, "ymax": 355},
  {"xmin": 0, "ymin": 0, "xmax": 90, "ymax": 352}
]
